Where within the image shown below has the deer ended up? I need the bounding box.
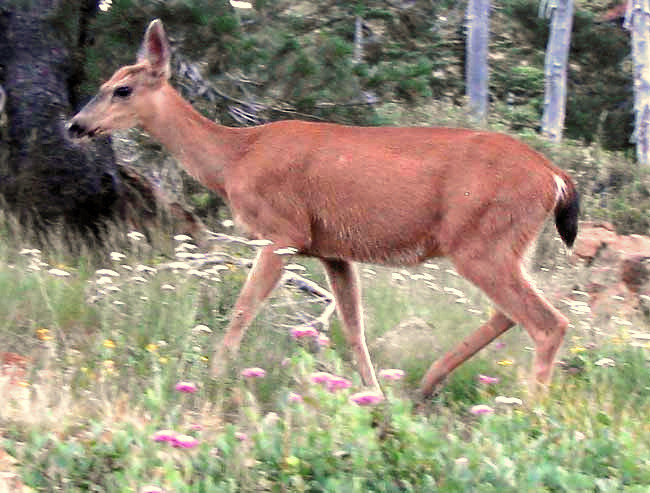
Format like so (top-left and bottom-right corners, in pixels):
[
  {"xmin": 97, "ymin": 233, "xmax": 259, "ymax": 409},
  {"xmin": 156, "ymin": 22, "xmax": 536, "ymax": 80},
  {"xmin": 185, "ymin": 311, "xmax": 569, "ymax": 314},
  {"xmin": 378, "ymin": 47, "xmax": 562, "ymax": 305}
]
[{"xmin": 68, "ymin": 19, "xmax": 579, "ymax": 397}]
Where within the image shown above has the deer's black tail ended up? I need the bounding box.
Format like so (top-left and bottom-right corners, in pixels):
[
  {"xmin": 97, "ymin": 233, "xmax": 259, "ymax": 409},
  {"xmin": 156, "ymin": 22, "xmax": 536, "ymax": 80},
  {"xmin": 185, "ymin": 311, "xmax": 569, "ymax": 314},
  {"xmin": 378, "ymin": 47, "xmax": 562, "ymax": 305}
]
[{"xmin": 554, "ymin": 175, "xmax": 580, "ymax": 248}]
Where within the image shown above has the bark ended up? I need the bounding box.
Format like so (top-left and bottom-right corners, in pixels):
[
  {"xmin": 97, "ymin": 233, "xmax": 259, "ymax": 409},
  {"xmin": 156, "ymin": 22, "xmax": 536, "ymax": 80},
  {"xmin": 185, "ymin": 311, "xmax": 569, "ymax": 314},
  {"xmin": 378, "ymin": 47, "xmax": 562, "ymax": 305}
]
[
  {"xmin": 0, "ymin": 0, "xmax": 123, "ymax": 231},
  {"xmin": 624, "ymin": 0, "xmax": 650, "ymax": 165},
  {"xmin": 540, "ymin": 0, "xmax": 574, "ymax": 143},
  {"xmin": 466, "ymin": 0, "xmax": 490, "ymax": 124}
]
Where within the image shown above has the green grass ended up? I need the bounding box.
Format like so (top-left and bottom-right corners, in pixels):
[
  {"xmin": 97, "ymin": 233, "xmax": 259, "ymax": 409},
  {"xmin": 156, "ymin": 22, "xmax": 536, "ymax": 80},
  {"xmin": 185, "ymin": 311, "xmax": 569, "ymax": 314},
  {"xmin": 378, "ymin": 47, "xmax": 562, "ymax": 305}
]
[{"xmin": 0, "ymin": 220, "xmax": 649, "ymax": 492}]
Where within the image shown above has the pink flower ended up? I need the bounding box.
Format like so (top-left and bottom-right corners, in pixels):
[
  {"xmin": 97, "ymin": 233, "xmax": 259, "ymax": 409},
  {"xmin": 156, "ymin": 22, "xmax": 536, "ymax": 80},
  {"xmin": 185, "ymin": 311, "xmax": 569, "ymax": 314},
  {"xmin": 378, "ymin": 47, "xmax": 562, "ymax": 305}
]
[
  {"xmin": 470, "ymin": 404, "xmax": 494, "ymax": 415},
  {"xmin": 378, "ymin": 369, "xmax": 405, "ymax": 381},
  {"xmin": 241, "ymin": 367, "xmax": 266, "ymax": 378},
  {"xmin": 317, "ymin": 333, "xmax": 330, "ymax": 347},
  {"xmin": 174, "ymin": 381, "xmax": 198, "ymax": 393},
  {"xmin": 152, "ymin": 429, "xmax": 176, "ymax": 443},
  {"xmin": 189, "ymin": 423, "xmax": 203, "ymax": 431},
  {"xmin": 478, "ymin": 374, "xmax": 499, "ymax": 385},
  {"xmin": 291, "ymin": 326, "xmax": 318, "ymax": 338},
  {"xmin": 235, "ymin": 431, "xmax": 248, "ymax": 442},
  {"xmin": 493, "ymin": 341, "xmax": 506, "ymax": 350},
  {"xmin": 288, "ymin": 392, "xmax": 303, "ymax": 403},
  {"xmin": 349, "ymin": 391, "xmax": 384, "ymax": 406},
  {"xmin": 326, "ymin": 376, "xmax": 352, "ymax": 392},
  {"xmin": 171, "ymin": 434, "xmax": 199, "ymax": 448},
  {"xmin": 310, "ymin": 371, "xmax": 333, "ymax": 384}
]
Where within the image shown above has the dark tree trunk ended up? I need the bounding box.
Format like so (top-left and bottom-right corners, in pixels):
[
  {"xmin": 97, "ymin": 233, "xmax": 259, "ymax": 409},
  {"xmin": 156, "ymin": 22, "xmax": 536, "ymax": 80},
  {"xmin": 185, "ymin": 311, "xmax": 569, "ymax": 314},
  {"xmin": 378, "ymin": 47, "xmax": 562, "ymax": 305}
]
[{"xmin": 0, "ymin": 0, "xmax": 121, "ymax": 232}]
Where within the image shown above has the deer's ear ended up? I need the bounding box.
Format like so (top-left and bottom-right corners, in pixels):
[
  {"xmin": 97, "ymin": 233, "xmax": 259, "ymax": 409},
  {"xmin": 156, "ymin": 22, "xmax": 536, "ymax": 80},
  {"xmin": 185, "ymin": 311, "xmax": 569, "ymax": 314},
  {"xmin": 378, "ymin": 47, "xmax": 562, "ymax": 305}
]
[{"xmin": 138, "ymin": 19, "xmax": 171, "ymax": 80}]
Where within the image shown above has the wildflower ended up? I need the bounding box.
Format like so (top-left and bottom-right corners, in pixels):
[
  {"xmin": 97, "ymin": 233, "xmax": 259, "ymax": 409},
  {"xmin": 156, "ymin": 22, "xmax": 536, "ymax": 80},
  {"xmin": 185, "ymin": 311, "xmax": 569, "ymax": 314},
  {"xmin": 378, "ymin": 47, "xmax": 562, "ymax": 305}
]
[
  {"xmin": 288, "ymin": 392, "xmax": 303, "ymax": 403},
  {"xmin": 189, "ymin": 423, "xmax": 203, "ymax": 431},
  {"xmin": 159, "ymin": 357, "xmax": 168, "ymax": 364},
  {"xmin": 235, "ymin": 432, "xmax": 248, "ymax": 442},
  {"xmin": 574, "ymin": 431, "xmax": 586, "ymax": 441},
  {"xmin": 493, "ymin": 341, "xmax": 506, "ymax": 350},
  {"xmin": 310, "ymin": 371, "xmax": 333, "ymax": 384},
  {"xmin": 495, "ymin": 396, "xmax": 523, "ymax": 406},
  {"xmin": 192, "ymin": 324, "xmax": 212, "ymax": 334},
  {"xmin": 317, "ymin": 333, "xmax": 330, "ymax": 347},
  {"xmin": 241, "ymin": 367, "xmax": 266, "ymax": 378},
  {"xmin": 570, "ymin": 346, "xmax": 586, "ymax": 354},
  {"xmin": 152, "ymin": 429, "xmax": 176, "ymax": 443},
  {"xmin": 141, "ymin": 486, "xmax": 164, "ymax": 493},
  {"xmin": 36, "ymin": 328, "xmax": 53, "ymax": 341},
  {"xmin": 379, "ymin": 369, "xmax": 406, "ymax": 381},
  {"xmin": 230, "ymin": 0, "xmax": 253, "ymax": 9},
  {"xmin": 478, "ymin": 374, "xmax": 499, "ymax": 384},
  {"xmin": 247, "ymin": 239, "xmax": 273, "ymax": 247},
  {"xmin": 594, "ymin": 357, "xmax": 616, "ymax": 367},
  {"xmin": 110, "ymin": 251, "xmax": 126, "ymax": 261},
  {"xmin": 171, "ymin": 434, "xmax": 199, "ymax": 449},
  {"xmin": 290, "ymin": 326, "xmax": 318, "ymax": 339},
  {"xmin": 48, "ymin": 268, "xmax": 70, "ymax": 277},
  {"xmin": 103, "ymin": 339, "xmax": 116, "ymax": 349},
  {"xmin": 175, "ymin": 381, "xmax": 198, "ymax": 393},
  {"xmin": 173, "ymin": 234, "xmax": 193, "ymax": 242},
  {"xmin": 285, "ymin": 263, "xmax": 306, "ymax": 271},
  {"xmin": 274, "ymin": 247, "xmax": 298, "ymax": 256},
  {"xmin": 161, "ymin": 284, "xmax": 175, "ymax": 291},
  {"xmin": 131, "ymin": 276, "xmax": 147, "ymax": 283},
  {"xmin": 145, "ymin": 343, "xmax": 158, "ymax": 352},
  {"xmin": 497, "ymin": 359, "xmax": 514, "ymax": 366},
  {"xmin": 96, "ymin": 276, "xmax": 113, "ymax": 285},
  {"xmin": 470, "ymin": 404, "xmax": 494, "ymax": 415},
  {"xmin": 326, "ymin": 376, "xmax": 352, "ymax": 392},
  {"xmin": 455, "ymin": 457, "xmax": 469, "ymax": 468},
  {"xmin": 222, "ymin": 219, "xmax": 234, "ymax": 228},
  {"xmin": 96, "ymin": 269, "xmax": 120, "ymax": 277},
  {"xmin": 127, "ymin": 231, "xmax": 145, "ymax": 241},
  {"xmin": 350, "ymin": 391, "xmax": 384, "ymax": 406},
  {"xmin": 135, "ymin": 264, "xmax": 157, "ymax": 273}
]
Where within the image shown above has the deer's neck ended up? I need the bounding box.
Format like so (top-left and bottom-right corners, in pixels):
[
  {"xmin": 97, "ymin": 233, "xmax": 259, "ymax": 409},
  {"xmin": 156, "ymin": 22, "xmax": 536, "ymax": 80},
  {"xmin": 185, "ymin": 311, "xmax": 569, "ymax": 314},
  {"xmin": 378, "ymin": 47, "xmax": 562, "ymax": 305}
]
[{"xmin": 141, "ymin": 83, "xmax": 238, "ymax": 196}]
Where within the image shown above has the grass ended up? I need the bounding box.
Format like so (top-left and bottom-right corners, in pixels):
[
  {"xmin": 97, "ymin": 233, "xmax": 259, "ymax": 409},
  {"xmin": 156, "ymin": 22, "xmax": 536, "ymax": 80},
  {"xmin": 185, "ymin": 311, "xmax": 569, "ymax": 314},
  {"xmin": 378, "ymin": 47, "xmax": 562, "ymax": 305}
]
[{"xmin": 0, "ymin": 218, "xmax": 648, "ymax": 492}]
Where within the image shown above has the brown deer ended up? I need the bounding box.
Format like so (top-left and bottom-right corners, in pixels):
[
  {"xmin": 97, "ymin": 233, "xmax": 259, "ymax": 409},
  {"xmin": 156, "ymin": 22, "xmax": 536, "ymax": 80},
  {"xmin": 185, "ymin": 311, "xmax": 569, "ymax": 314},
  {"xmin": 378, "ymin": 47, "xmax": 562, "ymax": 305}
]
[{"xmin": 68, "ymin": 20, "xmax": 579, "ymax": 396}]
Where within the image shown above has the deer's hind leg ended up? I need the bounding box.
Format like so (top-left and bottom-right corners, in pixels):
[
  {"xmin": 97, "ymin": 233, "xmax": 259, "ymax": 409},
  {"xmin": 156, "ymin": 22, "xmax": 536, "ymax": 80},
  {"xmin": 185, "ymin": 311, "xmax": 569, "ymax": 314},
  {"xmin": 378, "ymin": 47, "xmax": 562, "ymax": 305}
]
[{"xmin": 450, "ymin": 249, "xmax": 568, "ymax": 390}]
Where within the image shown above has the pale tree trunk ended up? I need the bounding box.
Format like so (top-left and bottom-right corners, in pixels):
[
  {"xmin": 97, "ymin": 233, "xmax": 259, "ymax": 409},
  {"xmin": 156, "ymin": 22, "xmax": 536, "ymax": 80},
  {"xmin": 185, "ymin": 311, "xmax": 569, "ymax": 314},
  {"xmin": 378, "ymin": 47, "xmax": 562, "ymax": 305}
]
[
  {"xmin": 466, "ymin": 0, "xmax": 490, "ymax": 124},
  {"xmin": 624, "ymin": 0, "xmax": 650, "ymax": 165},
  {"xmin": 353, "ymin": 15, "xmax": 363, "ymax": 65},
  {"xmin": 540, "ymin": 0, "xmax": 574, "ymax": 143}
]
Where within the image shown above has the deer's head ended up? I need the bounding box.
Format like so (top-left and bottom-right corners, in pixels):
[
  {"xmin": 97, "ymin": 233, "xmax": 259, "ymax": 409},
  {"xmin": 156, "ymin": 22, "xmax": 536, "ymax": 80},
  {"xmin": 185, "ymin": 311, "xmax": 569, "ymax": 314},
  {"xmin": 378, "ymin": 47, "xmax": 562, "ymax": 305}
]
[{"xmin": 68, "ymin": 19, "xmax": 171, "ymax": 139}]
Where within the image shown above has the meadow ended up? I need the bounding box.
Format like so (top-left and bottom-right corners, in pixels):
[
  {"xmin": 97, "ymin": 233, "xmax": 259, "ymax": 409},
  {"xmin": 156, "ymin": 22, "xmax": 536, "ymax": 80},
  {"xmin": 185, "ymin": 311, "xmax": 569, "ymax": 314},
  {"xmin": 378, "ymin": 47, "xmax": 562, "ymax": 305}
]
[{"xmin": 0, "ymin": 211, "xmax": 649, "ymax": 493}]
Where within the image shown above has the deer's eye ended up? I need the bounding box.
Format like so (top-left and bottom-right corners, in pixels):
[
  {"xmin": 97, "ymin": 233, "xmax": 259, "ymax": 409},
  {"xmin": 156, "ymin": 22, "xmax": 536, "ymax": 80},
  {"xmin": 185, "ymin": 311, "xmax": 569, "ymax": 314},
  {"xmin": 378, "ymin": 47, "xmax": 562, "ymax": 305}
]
[{"xmin": 113, "ymin": 86, "xmax": 133, "ymax": 98}]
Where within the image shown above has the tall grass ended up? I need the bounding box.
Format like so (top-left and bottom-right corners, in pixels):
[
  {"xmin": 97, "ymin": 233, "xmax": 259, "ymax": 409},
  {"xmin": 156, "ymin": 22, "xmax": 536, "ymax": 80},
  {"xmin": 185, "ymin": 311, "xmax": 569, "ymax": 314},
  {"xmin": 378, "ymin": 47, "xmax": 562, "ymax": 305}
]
[{"xmin": 0, "ymin": 214, "xmax": 649, "ymax": 492}]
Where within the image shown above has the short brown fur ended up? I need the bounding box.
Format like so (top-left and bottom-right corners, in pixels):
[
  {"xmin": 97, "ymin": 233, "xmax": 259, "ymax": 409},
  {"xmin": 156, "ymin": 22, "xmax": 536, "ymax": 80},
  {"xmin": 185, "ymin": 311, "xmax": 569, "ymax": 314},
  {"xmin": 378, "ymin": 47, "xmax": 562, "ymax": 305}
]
[{"xmin": 69, "ymin": 20, "xmax": 579, "ymax": 395}]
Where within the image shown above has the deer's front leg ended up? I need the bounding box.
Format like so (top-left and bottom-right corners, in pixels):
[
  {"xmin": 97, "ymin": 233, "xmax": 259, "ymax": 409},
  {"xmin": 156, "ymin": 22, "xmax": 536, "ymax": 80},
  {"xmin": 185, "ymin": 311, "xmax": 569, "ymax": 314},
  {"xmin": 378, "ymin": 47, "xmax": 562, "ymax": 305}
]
[{"xmin": 211, "ymin": 246, "xmax": 285, "ymax": 377}]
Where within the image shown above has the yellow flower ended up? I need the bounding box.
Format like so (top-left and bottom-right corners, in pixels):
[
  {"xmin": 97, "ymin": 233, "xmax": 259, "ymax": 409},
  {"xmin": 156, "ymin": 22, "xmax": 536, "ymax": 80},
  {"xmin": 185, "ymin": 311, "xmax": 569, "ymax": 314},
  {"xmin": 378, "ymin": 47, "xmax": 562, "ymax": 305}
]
[
  {"xmin": 570, "ymin": 346, "xmax": 586, "ymax": 354},
  {"xmin": 497, "ymin": 359, "xmax": 514, "ymax": 366},
  {"xmin": 17, "ymin": 381, "xmax": 30, "ymax": 387},
  {"xmin": 146, "ymin": 343, "xmax": 158, "ymax": 352},
  {"xmin": 611, "ymin": 337, "xmax": 623, "ymax": 344},
  {"xmin": 103, "ymin": 339, "xmax": 116, "ymax": 349},
  {"xmin": 159, "ymin": 357, "xmax": 168, "ymax": 364},
  {"xmin": 103, "ymin": 360, "xmax": 116, "ymax": 374},
  {"xmin": 36, "ymin": 328, "xmax": 53, "ymax": 341},
  {"xmin": 200, "ymin": 356, "xmax": 209, "ymax": 363}
]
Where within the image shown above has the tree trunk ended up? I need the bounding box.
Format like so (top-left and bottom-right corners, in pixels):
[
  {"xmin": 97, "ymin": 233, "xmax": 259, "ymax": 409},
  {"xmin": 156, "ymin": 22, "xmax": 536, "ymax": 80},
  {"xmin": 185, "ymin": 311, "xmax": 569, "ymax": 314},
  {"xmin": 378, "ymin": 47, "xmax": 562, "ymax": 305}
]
[
  {"xmin": 466, "ymin": 0, "xmax": 490, "ymax": 124},
  {"xmin": 0, "ymin": 0, "xmax": 121, "ymax": 232},
  {"xmin": 624, "ymin": 0, "xmax": 650, "ymax": 165},
  {"xmin": 540, "ymin": 0, "xmax": 574, "ymax": 143}
]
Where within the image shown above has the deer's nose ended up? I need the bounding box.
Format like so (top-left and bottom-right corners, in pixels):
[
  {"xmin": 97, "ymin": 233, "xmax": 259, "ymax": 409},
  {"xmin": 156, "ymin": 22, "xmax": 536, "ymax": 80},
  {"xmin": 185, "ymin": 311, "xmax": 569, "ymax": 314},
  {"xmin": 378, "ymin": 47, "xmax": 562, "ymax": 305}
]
[{"xmin": 67, "ymin": 121, "xmax": 86, "ymax": 139}]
